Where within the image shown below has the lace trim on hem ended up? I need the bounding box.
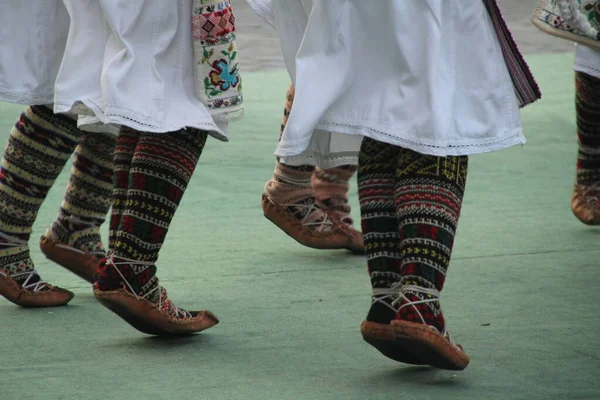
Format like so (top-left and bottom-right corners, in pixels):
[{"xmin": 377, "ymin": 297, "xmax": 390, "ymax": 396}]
[
  {"xmin": 53, "ymin": 98, "xmax": 228, "ymax": 141},
  {"xmin": 277, "ymin": 124, "xmax": 526, "ymax": 157}
]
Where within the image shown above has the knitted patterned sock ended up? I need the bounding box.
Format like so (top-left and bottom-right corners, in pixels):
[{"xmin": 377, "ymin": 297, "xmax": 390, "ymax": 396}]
[
  {"xmin": 279, "ymin": 84, "xmax": 295, "ymax": 137},
  {"xmin": 266, "ymin": 163, "xmax": 331, "ymax": 228},
  {"xmin": 108, "ymin": 127, "xmax": 141, "ymax": 250},
  {"xmin": 575, "ymin": 71, "xmax": 600, "ymax": 185},
  {"xmin": 98, "ymin": 128, "xmax": 208, "ymax": 303},
  {"xmin": 266, "ymin": 83, "xmax": 321, "ymax": 221},
  {"xmin": 46, "ymin": 132, "xmax": 116, "ymax": 256},
  {"xmin": 0, "ymin": 106, "xmax": 82, "ymax": 288},
  {"xmin": 358, "ymin": 138, "xmax": 402, "ymax": 323},
  {"xmin": 394, "ymin": 148, "xmax": 468, "ymax": 333},
  {"xmin": 313, "ymin": 165, "xmax": 357, "ymax": 225}
]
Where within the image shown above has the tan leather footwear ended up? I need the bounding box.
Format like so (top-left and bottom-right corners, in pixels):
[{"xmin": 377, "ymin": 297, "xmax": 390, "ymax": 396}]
[
  {"xmin": 571, "ymin": 183, "xmax": 600, "ymax": 225},
  {"xmin": 40, "ymin": 235, "xmax": 99, "ymax": 283},
  {"xmin": 262, "ymin": 194, "xmax": 364, "ymax": 253},
  {"xmin": 361, "ymin": 284, "xmax": 469, "ymax": 370},
  {"xmin": 361, "ymin": 319, "xmax": 470, "ymax": 371},
  {"xmin": 94, "ymin": 257, "xmax": 218, "ymax": 336},
  {"xmin": 94, "ymin": 286, "xmax": 219, "ymax": 336},
  {"xmin": 0, "ymin": 271, "xmax": 73, "ymax": 308}
]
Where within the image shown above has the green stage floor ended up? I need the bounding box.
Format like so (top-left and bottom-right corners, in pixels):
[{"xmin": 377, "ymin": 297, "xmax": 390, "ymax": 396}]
[{"xmin": 0, "ymin": 52, "xmax": 598, "ymax": 400}]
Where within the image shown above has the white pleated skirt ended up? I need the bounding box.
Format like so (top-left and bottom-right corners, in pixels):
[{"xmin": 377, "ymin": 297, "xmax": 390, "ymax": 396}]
[
  {"xmin": 574, "ymin": 45, "xmax": 600, "ymax": 79},
  {"xmin": 268, "ymin": 0, "xmax": 525, "ymax": 167},
  {"xmin": 0, "ymin": 0, "xmax": 227, "ymax": 138}
]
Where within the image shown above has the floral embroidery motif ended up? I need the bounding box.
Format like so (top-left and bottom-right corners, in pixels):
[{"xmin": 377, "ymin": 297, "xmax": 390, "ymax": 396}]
[
  {"xmin": 204, "ymin": 43, "xmax": 240, "ymax": 95},
  {"xmin": 192, "ymin": 0, "xmax": 243, "ymax": 115},
  {"xmin": 209, "ymin": 59, "xmax": 240, "ymax": 91},
  {"xmin": 533, "ymin": 0, "xmax": 600, "ymax": 43}
]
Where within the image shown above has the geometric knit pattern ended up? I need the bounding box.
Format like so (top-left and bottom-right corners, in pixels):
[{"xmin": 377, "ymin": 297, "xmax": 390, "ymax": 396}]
[
  {"xmin": 102, "ymin": 128, "xmax": 208, "ymax": 304},
  {"xmin": 270, "ymin": 84, "xmax": 317, "ymax": 221},
  {"xmin": 395, "ymin": 147, "xmax": 467, "ymax": 333},
  {"xmin": 109, "ymin": 127, "xmax": 142, "ymax": 250},
  {"xmin": 47, "ymin": 132, "xmax": 116, "ymax": 256},
  {"xmin": 271, "ymin": 84, "xmax": 358, "ymax": 225},
  {"xmin": 575, "ymin": 71, "xmax": 600, "ymax": 186},
  {"xmin": 0, "ymin": 106, "xmax": 82, "ymax": 288},
  {"xmin": 276, "ymin": 84, "xmax": 314, "ymax": 172},
  {"xmin": 358, "ymin": 138, "xmax": 403, "ymax": 293},
  {"xmin": 313, "ymin": 165, "xmax": 357, "ymax": 225},
  {"xmin": 267, "ymin": 163, "xmax": 330, "ymax": 227},
  {"xmin": 358, "ymin": 137, "xmax": 468, "ymax": 333},
  {"xmin": 279, "ymin": 84, "xmax": 295, "ymax": 144}
]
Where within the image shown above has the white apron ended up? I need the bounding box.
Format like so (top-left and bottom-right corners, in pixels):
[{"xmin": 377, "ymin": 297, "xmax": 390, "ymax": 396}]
[
  {"xmin": 0, "ymin": 0, "xmax": 228, "ymax": 138},
  {"xmin": 575, "ymin": 45, "xmax": 600, "ymax": 79},
  {"xmin": 256, "ymin": 0, "xmax": 526, "ymax": 167}
]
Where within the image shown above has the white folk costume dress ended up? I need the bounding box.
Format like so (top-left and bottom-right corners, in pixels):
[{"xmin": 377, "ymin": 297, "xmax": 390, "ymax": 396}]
[
  {"xmin": 0, "ymin": 0, "xmax": 240, "ymax": 326},
  {"xmin": 248, "ymin": 0, "xmax": 540, "ymax": 168},
  {"xmin": 0, "ymin": 0, "xmax": 242, "ymax": 137}
]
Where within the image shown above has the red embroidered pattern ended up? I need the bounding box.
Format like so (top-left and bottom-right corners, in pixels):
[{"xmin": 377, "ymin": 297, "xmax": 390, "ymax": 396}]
[{"xmin": 191, "ymin": 4, "xmax": 236, "ymax": 41}]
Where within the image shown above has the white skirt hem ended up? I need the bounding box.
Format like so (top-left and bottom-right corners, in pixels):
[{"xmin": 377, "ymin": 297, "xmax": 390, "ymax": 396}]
[
  {"xmin": 0, "ymin": 87, "xmax": 54, "ymax": 106},
  {"xmin": 53, "ymin": 97, "xmax": 228, "ymax": 140},
  {"xmin": 574, "ymin": 45, "xmax": 600, "ymax": 79},
  {"xmin": 276, "ymin": 124, "xmax": 526, "ymax": 165},
  {"xmin": 279, "ymin": 154, "xmax": 359, "ymax": 169}
]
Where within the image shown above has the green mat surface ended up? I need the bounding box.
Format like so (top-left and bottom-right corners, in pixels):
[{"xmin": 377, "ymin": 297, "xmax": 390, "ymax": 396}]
[{"xmin": 0, "ymin": 52, "xmax": 598, "ymax": 400}]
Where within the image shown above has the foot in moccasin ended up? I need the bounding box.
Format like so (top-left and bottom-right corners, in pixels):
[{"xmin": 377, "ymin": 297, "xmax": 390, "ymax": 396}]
[
  {"xmin": 571, "ymin": 183, "xmax": 600, "ymax": 226},
  {"xmin": 262, "ymin": 165, "xmax": 363, "ymax": 252},
  {"xmin": 40, "ymin": 215, "xmax": 106, "ymax": 284},
  {"xmin": 262, "ymin": 192, "xmax": 364, "ymax": 253},
  {"xmin": 93, "ymin": 256, "xmax": 219, "ymax": 336},
  {"xmin": 0, "ymin": 232, "xmax": 73, "ymax": 307},
  {"xmin": 361, "ymin": 284, "xmax": 470, "ymax": 370},
  {"xmin": 313, "ymin": 166, "xmax": 364, "ymax": 252}
]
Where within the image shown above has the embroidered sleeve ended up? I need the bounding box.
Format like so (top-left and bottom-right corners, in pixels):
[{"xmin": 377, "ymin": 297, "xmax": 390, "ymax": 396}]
[{"xmin": 192, "ymin": 0, "xmax": 243, "ymax": 119}]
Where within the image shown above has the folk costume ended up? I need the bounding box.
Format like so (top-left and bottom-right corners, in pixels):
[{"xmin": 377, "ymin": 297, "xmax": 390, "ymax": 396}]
[
  {"xmin": 258, "ymin": 0, "xmax": 540, "ymax": 369},
  {"xmin": 262, "ymin": 85, "xmax": 364, "ymax": 253},
  {"xmin": 246, "ymin": 1, "xmax": 363, "ymax": 253},
  {"xmin": 0, "ymin": 0, "xmax": 242, "ymax": 335}
]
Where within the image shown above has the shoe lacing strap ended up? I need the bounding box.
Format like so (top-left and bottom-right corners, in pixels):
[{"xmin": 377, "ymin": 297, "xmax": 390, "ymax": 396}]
[
  {"xmin": 54, "ymin": 242, "xmax": 105, "ymax": 257},
  {"xmin": 373, "ymin": 283, "xmax": 459, "ymax": 347},
  {"xmin": 581, "ymin": 182, "xmax": 600, "ymax": 206},
  {"xmin": 56, "ymin": 215, "xmax": 105, "ymax": 257},
  {"xmin": 393, "ymin": 285, "xmax": 457, "ymax": 346},
  {"xmin": 62, "ymin": 215, "xmax": 99, "ymax": 228},
  {"xmin": 157, "ymin": 287, "xmax": 193, "ymax": 319},
  {"xmin": 321, "ymin": 198, "xmax": 354, "ymax": 226},
  {"xmin": 0, "ymin": 231, "xmax": 48, "ymax": 291},
  {"xmin": 393, "ymin": 285, "xmax": 441, "ymax": 325},
  {"xmin": 371, "ymin": 282, "xmax": 404, "ymax": 313},
  {"xmin": 108, "ymin": 256, "xmax": 192, "ymax": 319},
  {"xmin": 0, "ymin": 231, "xmax": 28, "ymax": 248},
  {"xmin": 279, "ymin": 201, "xmax": 334, "ymax": 232}
]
